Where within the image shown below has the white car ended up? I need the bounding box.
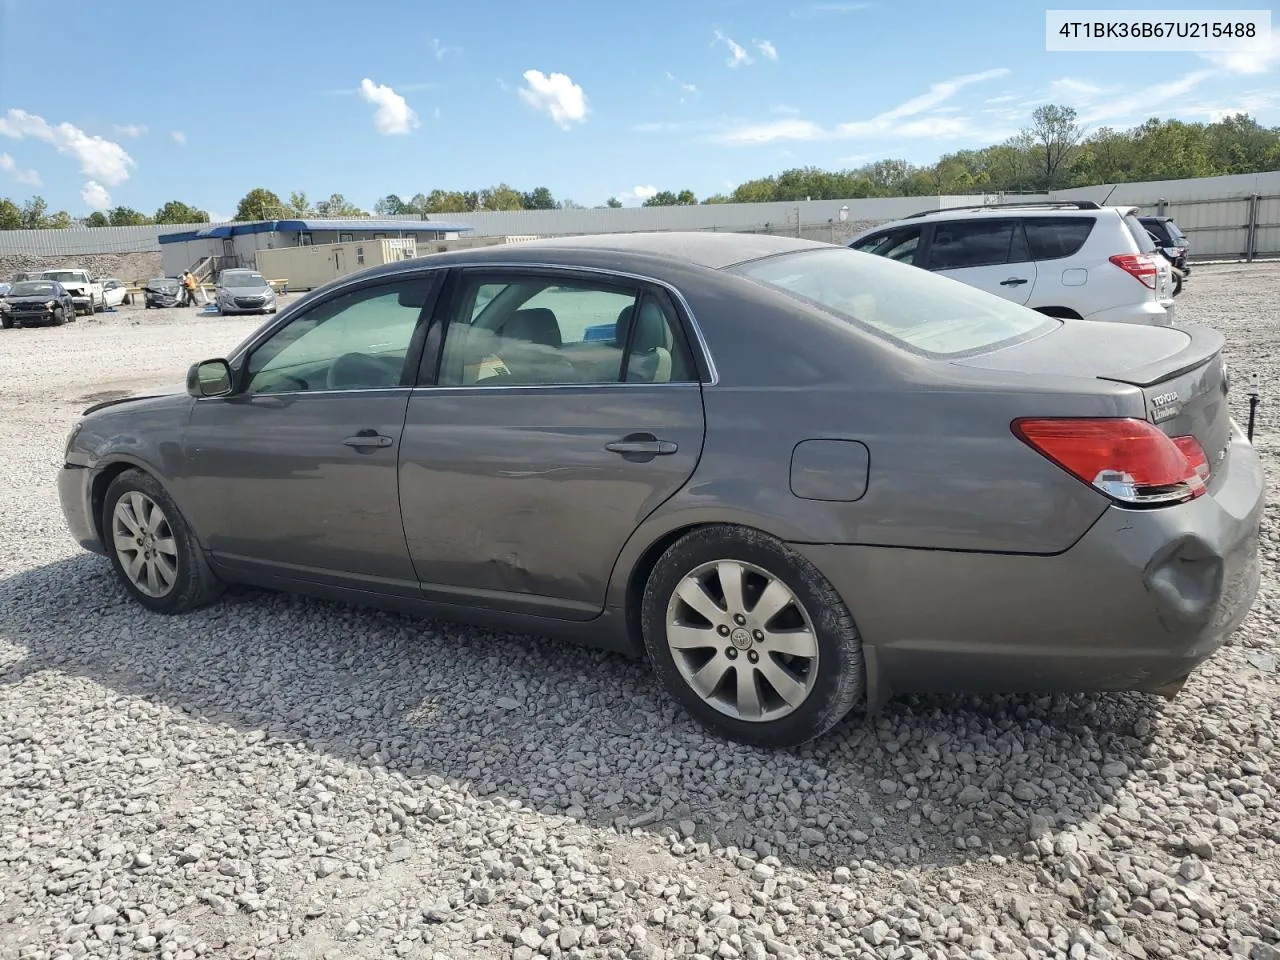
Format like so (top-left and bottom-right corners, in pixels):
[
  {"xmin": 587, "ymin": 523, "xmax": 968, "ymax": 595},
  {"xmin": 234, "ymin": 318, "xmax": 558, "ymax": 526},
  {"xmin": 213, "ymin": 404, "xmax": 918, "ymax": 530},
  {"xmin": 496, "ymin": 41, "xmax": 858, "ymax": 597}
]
[
  {"xmin": 847, "ymin": 201, "xmax": 1176, "ymax": 326},
  {"xmin": 100, "ymin": 278, "xmax": 132, "ymax": 308}
]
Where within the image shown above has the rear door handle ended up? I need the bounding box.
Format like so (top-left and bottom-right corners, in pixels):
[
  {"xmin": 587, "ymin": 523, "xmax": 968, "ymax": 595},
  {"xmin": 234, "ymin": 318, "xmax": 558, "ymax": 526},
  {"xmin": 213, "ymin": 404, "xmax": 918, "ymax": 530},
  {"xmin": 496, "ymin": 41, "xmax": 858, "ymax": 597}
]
[
  {"xmin": 999, "ymin": 277, "xmax": 1029, "ymax": 286},
  {"xmin": 343, "ymin": 430, "xmax": 394, "ymax": 451},
  {"xmin": 605, "ymin": 433, "xmax": 678, "ymax": 459}
]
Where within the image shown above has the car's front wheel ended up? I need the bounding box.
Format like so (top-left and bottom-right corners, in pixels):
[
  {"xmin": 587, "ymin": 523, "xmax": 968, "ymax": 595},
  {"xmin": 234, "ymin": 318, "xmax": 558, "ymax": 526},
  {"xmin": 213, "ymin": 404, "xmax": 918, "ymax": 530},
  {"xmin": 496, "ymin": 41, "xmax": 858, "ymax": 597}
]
[
  {"xmin": 102, "ymin": 469, "xmax": 223, "ymax": 614},
  {"xmin": 641, "ymin": 525, "xmax": 865, "ymax": 747},
  {"xmin": 51, "ymin": 306, "xmax": 65, "ymax": 326}
]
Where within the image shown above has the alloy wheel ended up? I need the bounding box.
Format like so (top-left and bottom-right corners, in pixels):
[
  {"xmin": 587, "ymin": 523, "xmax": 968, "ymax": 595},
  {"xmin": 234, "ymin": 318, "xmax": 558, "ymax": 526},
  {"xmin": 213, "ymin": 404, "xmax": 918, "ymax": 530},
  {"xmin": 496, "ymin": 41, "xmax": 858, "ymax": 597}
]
[
  {"xmin": 664, "ymin": 559, "xmax": 819, "ymax": 722},
  {"xmin": 111, "ymin": 491, "xmax": 179, "ymax": 598}
]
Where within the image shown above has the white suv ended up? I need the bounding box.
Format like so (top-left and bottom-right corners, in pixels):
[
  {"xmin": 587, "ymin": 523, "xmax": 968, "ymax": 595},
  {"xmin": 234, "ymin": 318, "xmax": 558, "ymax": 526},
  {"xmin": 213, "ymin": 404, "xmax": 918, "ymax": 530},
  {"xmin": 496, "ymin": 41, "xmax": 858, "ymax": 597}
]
[{"xmin": 847, "ymin": 202, "xmax": 1177, "ymax": 326}]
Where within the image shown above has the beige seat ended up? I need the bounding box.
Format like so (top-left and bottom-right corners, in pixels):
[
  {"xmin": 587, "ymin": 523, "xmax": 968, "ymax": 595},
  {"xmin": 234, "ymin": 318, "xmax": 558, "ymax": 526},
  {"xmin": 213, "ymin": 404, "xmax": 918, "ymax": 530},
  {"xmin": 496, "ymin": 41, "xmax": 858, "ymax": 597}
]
[{"xmin": 614, "ymin": 302, "xmax": 672, "ymax": 383}]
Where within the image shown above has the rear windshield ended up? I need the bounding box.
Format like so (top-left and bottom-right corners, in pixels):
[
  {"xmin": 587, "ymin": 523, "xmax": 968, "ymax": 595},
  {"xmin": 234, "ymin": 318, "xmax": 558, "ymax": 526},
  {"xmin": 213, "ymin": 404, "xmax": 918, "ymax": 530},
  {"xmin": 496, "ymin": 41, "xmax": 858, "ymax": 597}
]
[
  {"xmin": 727, "ymin": 247, "xmax": 1058, "ymax": 359},
  {"xmin": 1124, "ymin": 214, "xmax": 1158, "ymax": 253},
  {"xmin": 1164, "ymin": 221, "xmax": 1188, "ymax": 243}
]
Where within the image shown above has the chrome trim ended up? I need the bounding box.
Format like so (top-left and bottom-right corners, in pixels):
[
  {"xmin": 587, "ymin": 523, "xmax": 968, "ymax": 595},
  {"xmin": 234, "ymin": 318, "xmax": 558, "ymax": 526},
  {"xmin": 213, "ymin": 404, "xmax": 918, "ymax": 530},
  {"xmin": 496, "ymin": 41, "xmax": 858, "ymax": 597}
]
[
  {"xmin": 411, "ymin": 382, "xmax": 703, "ymax": 394},
  {"xmin": 196, "ymin": 387, "xmax": 414, "ymax": 401}
]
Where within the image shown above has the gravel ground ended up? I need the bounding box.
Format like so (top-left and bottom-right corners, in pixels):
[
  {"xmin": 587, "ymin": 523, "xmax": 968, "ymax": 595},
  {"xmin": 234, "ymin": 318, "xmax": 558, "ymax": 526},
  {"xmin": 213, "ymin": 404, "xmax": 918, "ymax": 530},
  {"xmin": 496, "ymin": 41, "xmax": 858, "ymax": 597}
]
[{"xmin": 2, "ymin": 270, "xmax": 1280, "ymax": 960}]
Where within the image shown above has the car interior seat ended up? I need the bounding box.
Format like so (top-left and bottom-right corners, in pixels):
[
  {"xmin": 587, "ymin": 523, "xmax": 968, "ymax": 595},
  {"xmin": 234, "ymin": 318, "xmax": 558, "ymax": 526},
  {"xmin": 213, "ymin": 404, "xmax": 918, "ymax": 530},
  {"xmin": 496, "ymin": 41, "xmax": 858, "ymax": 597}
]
[
  {"xmin": 615, "ymin": 302, "xmax": 672, "ymax": 383},
  {"xmin": 498, "ymin": 307, "xmax": 562, "ymax": 348}
]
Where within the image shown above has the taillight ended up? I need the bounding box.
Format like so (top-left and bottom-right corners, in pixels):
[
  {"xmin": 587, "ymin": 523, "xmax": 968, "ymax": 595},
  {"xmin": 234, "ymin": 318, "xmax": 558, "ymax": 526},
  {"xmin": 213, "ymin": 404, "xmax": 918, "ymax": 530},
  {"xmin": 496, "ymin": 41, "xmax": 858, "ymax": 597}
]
[
  {"xmin": 1109, "ymin": 253, "xmax": 1159, "ymax": 289},
  {"xmin": 1012, "ymin": 418, "xmax": 1208, "ymax": 506}
]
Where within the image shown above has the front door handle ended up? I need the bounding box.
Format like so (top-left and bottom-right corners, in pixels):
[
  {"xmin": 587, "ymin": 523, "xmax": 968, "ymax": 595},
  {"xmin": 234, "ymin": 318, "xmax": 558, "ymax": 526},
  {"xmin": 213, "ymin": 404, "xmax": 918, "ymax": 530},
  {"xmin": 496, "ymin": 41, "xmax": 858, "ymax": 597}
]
[
  {"xmin": 605, "ymin": 433, "xmax": 678, "ymax": 461},
  {"xmin": 343, "ymin": 429, "xmax": 394, "ymax": 451},
  {"xmin": 999, "ymin": 277, "xmax": 1029, "ymax": 286}
]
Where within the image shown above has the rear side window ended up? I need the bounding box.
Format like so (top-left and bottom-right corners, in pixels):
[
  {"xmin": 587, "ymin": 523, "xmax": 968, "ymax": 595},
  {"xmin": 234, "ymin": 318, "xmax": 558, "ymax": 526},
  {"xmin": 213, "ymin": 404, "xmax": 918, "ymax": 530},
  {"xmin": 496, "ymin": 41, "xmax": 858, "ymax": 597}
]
[
  {"xmin": 1123, "ymin": 214, "xmax": 1158, "ymax": 253},
  {"xmin": 850, "ymin": 226, "xmax": 922, "ymax": 265},
  {"xmin": 730, "ymin": 247, "xmax": 1057, "ymax": 359},
  {"xmin": 926, "ymin": 219, "xmax": 1019, "ymax": 270},
  {"xmin": 1023, "ymin": 217, "xmax": 1095, "ymax": 260}
]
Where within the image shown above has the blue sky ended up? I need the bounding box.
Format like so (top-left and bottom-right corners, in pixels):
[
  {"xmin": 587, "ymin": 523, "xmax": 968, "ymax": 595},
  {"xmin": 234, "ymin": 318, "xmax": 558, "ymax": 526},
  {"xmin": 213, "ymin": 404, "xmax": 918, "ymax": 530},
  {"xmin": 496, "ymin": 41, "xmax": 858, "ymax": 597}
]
[{"xmin": 0, "ymin": 0, "xmax": 1277, "ymax": 219}]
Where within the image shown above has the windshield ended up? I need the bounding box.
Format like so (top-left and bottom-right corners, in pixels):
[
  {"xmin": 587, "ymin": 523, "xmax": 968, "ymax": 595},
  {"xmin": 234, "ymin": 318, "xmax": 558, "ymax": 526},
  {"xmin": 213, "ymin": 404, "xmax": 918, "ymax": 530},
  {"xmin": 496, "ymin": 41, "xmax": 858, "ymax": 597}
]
[
  {"xmin": 148, "ymin": 278, "xmax": 179, "ymax": 289},
  {"xmin": 727, "ymin": 247, "xmax": 1057, "ymax": 358},
  {"xmin": 222, "ymin": 273, "xmax": 267, "ymax": 288},
  {"xmin": 10, "ymin": 281, "xmax": 56, "ymax": 297},
  {"xmin": 41, "ymin": 271, "xmax": 82, "ymax": 283}
]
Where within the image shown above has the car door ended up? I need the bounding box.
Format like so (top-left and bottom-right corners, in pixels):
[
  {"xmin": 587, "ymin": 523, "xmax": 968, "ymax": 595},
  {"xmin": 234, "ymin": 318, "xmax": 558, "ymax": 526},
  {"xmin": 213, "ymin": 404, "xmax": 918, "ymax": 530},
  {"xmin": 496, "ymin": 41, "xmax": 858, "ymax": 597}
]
[
  {"xmin": 925, "ymin": 218, "xmax": 1037, "ymax": 304},
  {"xmin": 398, "ymin": 267, "xmax": 708, "ymax": 620},
  {"xmin": 179, "ymin": 272, "xmax": 440, "ymax": 596}
]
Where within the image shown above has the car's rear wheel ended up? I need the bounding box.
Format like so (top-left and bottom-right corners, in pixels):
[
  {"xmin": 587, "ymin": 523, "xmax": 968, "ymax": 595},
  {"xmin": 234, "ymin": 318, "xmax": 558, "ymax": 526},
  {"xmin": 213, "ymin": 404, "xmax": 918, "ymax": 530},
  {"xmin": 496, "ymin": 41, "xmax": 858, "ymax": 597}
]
[
  {"xmin": 102, "ymin": 469, "xmax": 223, "ymax": 614},
  {"xmin": 641, "ymin": 525, "xmax": 865, "ymax": 747}
]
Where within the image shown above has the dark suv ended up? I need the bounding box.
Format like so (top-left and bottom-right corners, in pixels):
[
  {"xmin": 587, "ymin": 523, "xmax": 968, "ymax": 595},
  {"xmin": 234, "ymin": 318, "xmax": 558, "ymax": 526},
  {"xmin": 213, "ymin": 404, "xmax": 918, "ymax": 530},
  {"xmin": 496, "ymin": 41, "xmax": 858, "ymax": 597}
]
[{"xmin": 1140, "ymin": 216, "xmax": 1190, "ymax": 289}]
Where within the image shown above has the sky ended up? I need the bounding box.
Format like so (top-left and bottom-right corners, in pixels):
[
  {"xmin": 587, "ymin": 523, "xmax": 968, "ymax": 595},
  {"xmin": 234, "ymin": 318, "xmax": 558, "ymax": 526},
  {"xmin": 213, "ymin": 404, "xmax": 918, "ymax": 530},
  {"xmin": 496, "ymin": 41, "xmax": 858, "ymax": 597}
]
[{"xmin": 0, "ymin": 0, "xmax": 1277, "ymax": 220}]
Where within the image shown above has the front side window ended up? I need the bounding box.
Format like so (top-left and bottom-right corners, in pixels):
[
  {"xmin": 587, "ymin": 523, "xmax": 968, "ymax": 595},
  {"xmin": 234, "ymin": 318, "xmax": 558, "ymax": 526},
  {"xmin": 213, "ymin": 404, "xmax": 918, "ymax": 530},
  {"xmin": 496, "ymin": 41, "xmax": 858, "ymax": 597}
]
[
  {"xmin": 927, "ymin": 219, "xmax": 1020, "ymax": 270},
  {"xmin": 437, "ymin": 275, "xmax": 696, "ymax": 386},
  {"xmin": 245, "ymin": 277, "xmax": 432, "ymax": 394},
  {"xmin": 730, "ymin": 247, "xmax": 1056, "ymax": 359},
  {"xmin": 851, "ymin": 226, "xmax": 921, "ymax": 265}
]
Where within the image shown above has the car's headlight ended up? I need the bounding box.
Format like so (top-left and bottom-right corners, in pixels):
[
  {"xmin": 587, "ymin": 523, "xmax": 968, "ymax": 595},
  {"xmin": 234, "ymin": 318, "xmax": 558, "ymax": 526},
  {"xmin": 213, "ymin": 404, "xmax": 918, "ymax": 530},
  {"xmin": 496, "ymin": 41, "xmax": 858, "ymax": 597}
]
[
  {"xmin": 64, "ymin": 421, "xmax": 83, "ymax": 457},
  {"xmin": 45, "ymin": 300, "xmax": 56, "ymax": 309},
  {"xmin": 0, "ymin": 302, "xmax": 9, "ymax": 312}
]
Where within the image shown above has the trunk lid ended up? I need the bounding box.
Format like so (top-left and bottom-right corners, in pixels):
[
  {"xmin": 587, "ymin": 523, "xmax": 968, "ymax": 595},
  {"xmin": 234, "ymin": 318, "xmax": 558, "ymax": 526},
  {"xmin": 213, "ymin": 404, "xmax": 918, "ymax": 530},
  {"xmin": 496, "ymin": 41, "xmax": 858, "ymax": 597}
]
[{"xmin": 956, "ymin": 320, "xmax": 1231, "ymax": 484}]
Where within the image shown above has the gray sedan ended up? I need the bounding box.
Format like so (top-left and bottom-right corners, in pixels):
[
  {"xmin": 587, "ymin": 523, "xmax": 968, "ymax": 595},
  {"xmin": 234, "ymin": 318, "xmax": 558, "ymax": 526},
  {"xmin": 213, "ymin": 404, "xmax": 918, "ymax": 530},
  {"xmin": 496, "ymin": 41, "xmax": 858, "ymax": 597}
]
[
  {"xmin": 215, "ymin": 269, "xmax": 277, "ymax": 315},
  {"xmin": 57, "ymin": 233, "xmax": 1264, "ymax": 746}
]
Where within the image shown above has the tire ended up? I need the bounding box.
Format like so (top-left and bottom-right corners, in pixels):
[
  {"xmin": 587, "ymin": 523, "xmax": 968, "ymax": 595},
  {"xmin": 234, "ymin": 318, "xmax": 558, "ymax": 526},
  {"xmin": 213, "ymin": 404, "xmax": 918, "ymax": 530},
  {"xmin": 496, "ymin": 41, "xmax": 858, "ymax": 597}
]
[
  {"xmin": 640, "ymin": 524, "xmax": 865, "ymax": 747},
  {"xmin": 102, "ymin": 468, "xmax": 224, "ymax": 614},
  {"xmin": 51, "ymin": 306, "xmax": 65, "ymax": 326},
  {"xmin": 0, "ymin": 316, "xmax": 11, "ymax": 329},
  {"xmin": 123, "ymin": 293, "xmax": 133, "ymax": 306},
  {"xmin": 1173, "ymin": 273, "xmax": 1183, "ymax": 296},
  {"xmin": 93, "ymin": 294, "xmax": 103, "ymax": 313}
]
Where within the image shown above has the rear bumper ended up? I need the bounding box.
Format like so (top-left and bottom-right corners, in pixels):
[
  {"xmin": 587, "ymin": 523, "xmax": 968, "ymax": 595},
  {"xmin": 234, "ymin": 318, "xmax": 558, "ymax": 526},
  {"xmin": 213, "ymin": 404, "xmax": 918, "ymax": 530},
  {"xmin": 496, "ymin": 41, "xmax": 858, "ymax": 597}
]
[
  {"xmin": 793, "ymin": 420, "xmax": 1263, "ymax": 702},
  {"xmin": 1085, "ymin": 299, "xmax": 1175, "ymax": 326}
]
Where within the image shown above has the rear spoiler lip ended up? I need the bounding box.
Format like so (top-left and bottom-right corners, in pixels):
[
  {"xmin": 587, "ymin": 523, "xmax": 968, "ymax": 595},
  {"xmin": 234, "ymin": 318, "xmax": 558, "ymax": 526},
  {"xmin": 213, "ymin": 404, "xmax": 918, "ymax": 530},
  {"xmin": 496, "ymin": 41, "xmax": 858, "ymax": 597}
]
[{"xmin": 1096, "ymin": 322, "xmax": 1224, "ymax": 388}]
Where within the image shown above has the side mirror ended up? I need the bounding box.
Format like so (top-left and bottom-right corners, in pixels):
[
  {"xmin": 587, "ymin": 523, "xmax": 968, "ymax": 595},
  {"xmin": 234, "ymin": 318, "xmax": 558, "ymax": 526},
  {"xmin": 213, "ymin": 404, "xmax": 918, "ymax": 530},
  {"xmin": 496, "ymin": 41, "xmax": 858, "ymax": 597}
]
[{"xmin": 187, "ymin": 358, "xmax": 234, "ymax": 398}]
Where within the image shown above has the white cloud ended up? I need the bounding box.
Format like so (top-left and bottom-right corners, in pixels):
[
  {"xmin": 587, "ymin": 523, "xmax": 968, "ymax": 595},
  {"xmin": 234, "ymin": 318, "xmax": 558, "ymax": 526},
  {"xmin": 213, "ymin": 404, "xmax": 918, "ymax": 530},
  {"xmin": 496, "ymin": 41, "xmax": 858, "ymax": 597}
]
[
  {"xmin": 1201, "ymin": 31, "xmax": 1280, "ymax": 74},
  {"xmin": 358, "ymin": 78, "xmax": 421, "ymax": 135},
  {"xmin": 1077, "ymin": 70, "xmax": 1215, "ymax": 124},
  {"xmin": 81, "ymin": 180, "xmax": 111, "ymax": 211},
  {"xmin": 664, "ymin": 71, "xmax": 700, "ymax": 103},
  {"xmin": 616, "ymin": 185, "xmax": 659, "ymax": 206},
  {"xmin": 170, "ymin": 130, "xmax": 187, "ymax": 145},
  {"xmin": 518, "ymin": 70, "xmax": 588, "ymax": 129},
  {"xmin": 0, "ymin": 152, "xmax": 40, "ymax": 186},
  {"xmin": 755, "ymin": 39, "xmax": 778, "ymax": 60},
  {"xmin": 0, "ymin": 109, "xmax": 135, "ymax": 186},
  {"xmin": 431, "ymin": 37, "xmax": 460, "ymax": 60},
  {"xmin": 712, "ymin": 67, "xmax": 1010, "ymax": 144},
  {"xmin": 1048, "ymin": 77, "xmax": 1113, "ymax": 102},
  {"xmin": 713, "ymin": 30, "xmax": 752, "ymax": 68},
  {"xmin": 113, "ymin": 123, "xmax": 147, "ymax": 138}
]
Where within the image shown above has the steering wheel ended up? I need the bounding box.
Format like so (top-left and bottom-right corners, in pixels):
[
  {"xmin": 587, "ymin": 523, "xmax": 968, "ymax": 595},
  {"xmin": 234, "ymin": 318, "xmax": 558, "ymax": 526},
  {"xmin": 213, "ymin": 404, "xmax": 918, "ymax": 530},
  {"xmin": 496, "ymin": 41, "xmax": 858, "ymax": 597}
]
[{"xmin": 326, "ymin": 352, "xmax": 397, "ymax": 391}]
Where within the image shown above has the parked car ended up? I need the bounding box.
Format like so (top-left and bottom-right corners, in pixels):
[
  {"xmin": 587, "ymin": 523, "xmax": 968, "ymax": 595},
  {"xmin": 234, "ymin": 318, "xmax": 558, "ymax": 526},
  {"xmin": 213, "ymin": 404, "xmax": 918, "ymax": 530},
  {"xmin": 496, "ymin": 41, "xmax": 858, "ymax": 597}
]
[
  {"xmin": 101, "ymin": 278, "xmax": 133, "ymax": 308},
  {"xmin": 38, "ymin": 268, "xmax": 105, "ymax": 315},
  {"xmin": 1141, "ymin": 215, "xmax": 1191, "ymax": 293},
  {"xmin": 0, "ymin": 279, "xmax": 76, "ymax": 327},
  {"xmin": 143, "ymin": 277, "xmax": 184, "ymax": 309},
  {"xmin": 848, "ymin": 201, "xmax": 1177, "ymax": 326},
  {"xmin": 56, "ymin": 233, "xmax": 1262, "ymax": 746},
  {"xmin": 215, "ymin": 269, "xmax": 277, "ymax": 315},
  {"xmin": 0, "ymin": 282, "xmax": 9, "ymax": 298}
]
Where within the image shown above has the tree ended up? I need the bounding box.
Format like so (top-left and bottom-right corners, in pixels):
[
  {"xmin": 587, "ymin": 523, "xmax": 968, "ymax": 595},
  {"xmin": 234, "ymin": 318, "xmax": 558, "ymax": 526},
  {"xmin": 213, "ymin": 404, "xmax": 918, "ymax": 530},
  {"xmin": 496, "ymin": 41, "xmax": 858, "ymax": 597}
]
[
  {"xmin": 286, "ymin": 191, "xmax": 315, "ymax": 216},
  {"xmin": 312, "ymin": 193, "xmax": 366, "ymax": 217},
  {"xmin": 701, "ymin": 194, "xmax": 730, "ymax": 204},
  {"xmin": 478, "ymin": 183, "xmax": 524, "ymax": 211},
  {"xmin": 521, "ymin": 186, "xmax": 557, "ymax": 210},
  {"xmin": 47, "ymin": 210, "xmax": 72, "ymax": 229},
  {"xmin": 234, "ymin": 188, "xmax": 286, "ymax": 221},
  {"xmin": 108, "ymin": 206, "xmax": 151, "ymax": 226},
  {"xmin": 83, "ymin": 211, "xmax": 109, "ymax": 227},
  {"xmin": 0, "ymin": 198, "xmax": 22, "ymax": 229},
  {"xmin": 559, "ymin": 198, "xmax": 585, "ymax": 209},
  {"xmin": 20, "ymin": 196, "xmax": 49, "ymax": 229},
  {"xmin": 422, "ymin": 189, "xmax": 468, "ymax": 213},
  {"xmin": 154, "ymin": 200, "xmax": 208, "ymax": 224},
  {"xmin": 1029, "ymin": 104, "xmax": 1084, "ymax": 189},
  {"xmin": 643, "ymin": 190, "xmax": 697, "ymax": 206},
  {"xmin": 604, "ymin": 196, "xmax": 622, "ymax": 208},
  {"xmin": 375, "ymin": 194, "xmax": 410, "ymax": 215}
]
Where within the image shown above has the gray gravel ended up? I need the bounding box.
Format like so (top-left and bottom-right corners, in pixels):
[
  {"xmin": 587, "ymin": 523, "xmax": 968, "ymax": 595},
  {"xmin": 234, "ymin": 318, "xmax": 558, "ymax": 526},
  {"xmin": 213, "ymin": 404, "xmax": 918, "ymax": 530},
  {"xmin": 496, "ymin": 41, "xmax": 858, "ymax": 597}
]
[{"xmin": 2, "ymin": 269, "xmax": 1280, "ymax": 960}]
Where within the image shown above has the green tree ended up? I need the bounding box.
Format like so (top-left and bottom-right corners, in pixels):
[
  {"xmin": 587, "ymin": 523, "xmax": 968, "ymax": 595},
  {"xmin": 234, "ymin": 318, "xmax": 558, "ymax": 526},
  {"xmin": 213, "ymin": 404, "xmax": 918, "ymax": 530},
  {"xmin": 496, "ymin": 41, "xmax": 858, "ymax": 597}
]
[
  {"xmin": 83, "ymin": 211, "xmax": 109, "ymax": 227},
  {"xmin": 478, "ymin": 183, "xmax": 524, "ymax": 211},
  {"xmin": 285, "ymin": 191, "xmax": 315, "ymax": 216},
  {"xmin": 604, "ymin": 196, "xmax": 622, "ymax": 208},
  {"xmin": 20, "ymin": 196, "xmax": 49, "ymax": 229},
  {"xmin": 107, "ymin": 206, "xmax": 151, "ymax": 226},
  {"xmin": 730, "ymin": 178, "xmax": 778, "ymax": 203},
  {"xmin": 0, "ymin": 198, "xmax": 21, "ymax": 229},
  {"xmin": 154, "ymin": 200, "xmax": 209, "ymax": 224},
  {"xmin": 233, "ymin": 188, "xmax": 286, "ymax": 221},
  {"xmin": 48, "ymin": 210, "xmax": 72, "ymax": 229},
  {"xmin": 1029, "ymin": 104, "xmax": 1084, "ymax": 189},
  {"xmin": 375, "ymin": 194, "xmax": 410, "ymax": 215},
  {"xmin": 314, "ymin": 193, "xmax": 366, "ymax": 217},
  {"xmin": 423, "ymin": 189, "xmax": 469, "ymax": 213},
  {"xmin": 701, "ymin": 194, "xmax": 730, "ymax": 204},
  {"xmin": 521, "ymin": 186, "xmax": 557, "ymax": 209}
]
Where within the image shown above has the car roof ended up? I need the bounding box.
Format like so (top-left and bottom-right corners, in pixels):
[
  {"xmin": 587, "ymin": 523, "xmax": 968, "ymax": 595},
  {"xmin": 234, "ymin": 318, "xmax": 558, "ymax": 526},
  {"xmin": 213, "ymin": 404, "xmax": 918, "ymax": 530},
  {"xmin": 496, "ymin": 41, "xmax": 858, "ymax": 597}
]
[{"xmin": 893, "ymin": 204, "xmax": 1137, "ymax": 223}]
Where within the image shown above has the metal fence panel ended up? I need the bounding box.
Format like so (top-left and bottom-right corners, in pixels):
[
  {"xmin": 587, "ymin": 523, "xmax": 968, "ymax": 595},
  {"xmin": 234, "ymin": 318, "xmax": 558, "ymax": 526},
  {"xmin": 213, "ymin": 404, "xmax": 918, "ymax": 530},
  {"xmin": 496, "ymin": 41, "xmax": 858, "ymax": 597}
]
[{"xmin": 0, "ymin": 222, "xmax": 216, "ymax": 256}]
